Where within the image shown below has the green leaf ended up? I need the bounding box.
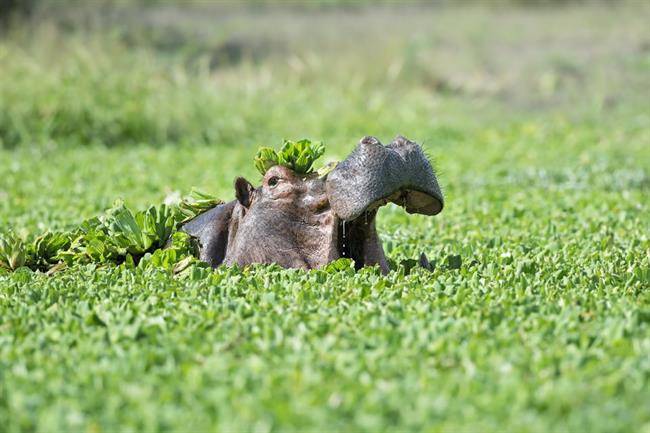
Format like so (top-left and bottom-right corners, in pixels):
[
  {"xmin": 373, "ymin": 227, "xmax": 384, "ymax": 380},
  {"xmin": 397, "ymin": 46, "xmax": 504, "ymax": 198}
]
[
  {"xmin": 138, "ymin": 231, "xmax": 199, "ymax": 272},
  {"xmin": 254, "ymin": 147, "xmax": 280, "ymax": 175},
  {"xmin": 323, "ymin": 258, "xmax": 354, "ymax": 273},
  {"xmin": 53, "ymin": 200, "xmax": 185, "ymax": 268},
  {"xmin": 178, "ymin": 189, "xmax": 223, "ymax": 222},
  {"xmin": 28, "ymin": 231, "xmax": 72, "ymax": 270},
  {"xmin": 0, "ymin": 231, "xmax": 27, "ymax": 271},
  {"xmin": 254, "ymin": 139, "xmax": 326, "ymax": 175}
]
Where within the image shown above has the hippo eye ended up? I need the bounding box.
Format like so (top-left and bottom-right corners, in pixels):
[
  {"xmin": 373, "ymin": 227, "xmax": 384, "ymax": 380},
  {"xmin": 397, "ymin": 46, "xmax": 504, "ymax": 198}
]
[{"xmin": 267, "ymin": 176, "xmax": 280, "ymax": 188}]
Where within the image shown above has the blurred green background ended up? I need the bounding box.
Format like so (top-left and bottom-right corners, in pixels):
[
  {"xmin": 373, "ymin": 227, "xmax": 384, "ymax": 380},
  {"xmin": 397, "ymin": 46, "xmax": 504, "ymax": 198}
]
[{"xmin": 1, "ymin": 0, "xmax": 648, "ymax": 228}]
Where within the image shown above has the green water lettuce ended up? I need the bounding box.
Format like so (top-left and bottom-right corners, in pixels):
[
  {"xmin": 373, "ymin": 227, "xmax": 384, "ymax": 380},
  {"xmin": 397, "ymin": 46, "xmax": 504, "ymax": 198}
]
[
  {"xmin": 0, "ymin": 231, "xmax": 27, "ymax": 271},
  {"xmin": 178, "ymin": 189, "xmax": 224, "ymax": 223},
  {"xmin": 104, "ymin": 201, "xmax": 177, "ymax": 255},
  {"xmin": 0, "ymin": 191, "xmax": 225, "ymax": 273},
  {"xmin": 58, "ymin": 201, "xmax": 179, "ymax": 266},
  {"xmin": 30, "ymin": 231, "xmax": 72, "ymax": 270},
  {"xmin": 136, "ymin": 231, "xmax": 201, "ymax": 273},
  {"xmin": 254, "ymin": 147, "xmax": 280, "ymax": 175},
  {"xmin": 255, "ymin": 139, "xmax": 325, "ymax": 175}
]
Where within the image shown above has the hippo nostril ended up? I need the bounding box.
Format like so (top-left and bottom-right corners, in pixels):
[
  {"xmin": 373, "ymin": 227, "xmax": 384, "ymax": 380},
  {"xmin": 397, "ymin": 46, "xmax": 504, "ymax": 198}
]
[
  {"xmin": 390, "ymin": 135, "xmax": 412, "ymax": 147},
  {"xmin": 360, "ymin": 136, "xmax": 382, "ymax": 146}
]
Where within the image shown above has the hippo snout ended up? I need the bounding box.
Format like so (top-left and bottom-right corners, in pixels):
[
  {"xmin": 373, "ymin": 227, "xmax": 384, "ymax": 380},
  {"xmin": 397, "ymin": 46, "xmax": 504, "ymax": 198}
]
[{"xmin": 325, "ymin": 135, "xmax": 444, "ymax": 221}]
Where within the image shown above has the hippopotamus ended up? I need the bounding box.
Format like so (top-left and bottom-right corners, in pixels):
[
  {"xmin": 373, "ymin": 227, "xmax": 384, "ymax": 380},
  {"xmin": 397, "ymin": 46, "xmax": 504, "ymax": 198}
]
[{"xmin": 181, "ymin": 135, "xmax": 444, "ymax": 273}]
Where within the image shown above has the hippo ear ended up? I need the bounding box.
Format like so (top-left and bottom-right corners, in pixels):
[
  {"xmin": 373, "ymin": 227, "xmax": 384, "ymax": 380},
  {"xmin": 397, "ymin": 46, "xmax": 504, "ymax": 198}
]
[{"xmin": 234, "ymin": 177, "xmax": 254, "ymax": 208}]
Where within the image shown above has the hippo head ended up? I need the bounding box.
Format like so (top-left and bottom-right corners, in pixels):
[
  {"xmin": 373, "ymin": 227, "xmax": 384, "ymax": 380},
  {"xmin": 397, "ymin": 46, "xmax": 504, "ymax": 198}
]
[{"xmin": 182, "ymin": 136, "xmax": 443, "ymax": 273}]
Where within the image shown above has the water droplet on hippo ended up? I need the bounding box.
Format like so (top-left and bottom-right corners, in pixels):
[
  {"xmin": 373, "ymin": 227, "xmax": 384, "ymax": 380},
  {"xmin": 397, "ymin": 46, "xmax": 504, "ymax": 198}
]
[{"xmin": 341, "ymin": 220, "xmax": 347, "ymax": 257}]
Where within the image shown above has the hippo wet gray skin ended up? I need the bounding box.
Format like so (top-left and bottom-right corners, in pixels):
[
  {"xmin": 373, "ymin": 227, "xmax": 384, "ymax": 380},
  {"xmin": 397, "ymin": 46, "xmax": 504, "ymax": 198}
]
[{"xmin": 182, "ymin": 136, "xmax": 444, "ymax": 273}]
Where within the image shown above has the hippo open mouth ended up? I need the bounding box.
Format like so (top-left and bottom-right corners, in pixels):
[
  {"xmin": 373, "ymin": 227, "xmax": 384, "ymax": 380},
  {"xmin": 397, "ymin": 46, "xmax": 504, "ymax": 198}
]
[
  {"xmin": 332, "ymin": 210, "xmax": 381, "ymax": 269},
  {"xmin": 327, "ymin": 135, "xmax": 444, "ymax": 271},
  {"xmin": 181, "ymin": 135, "xmax": 443, "ymax": 273}
]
